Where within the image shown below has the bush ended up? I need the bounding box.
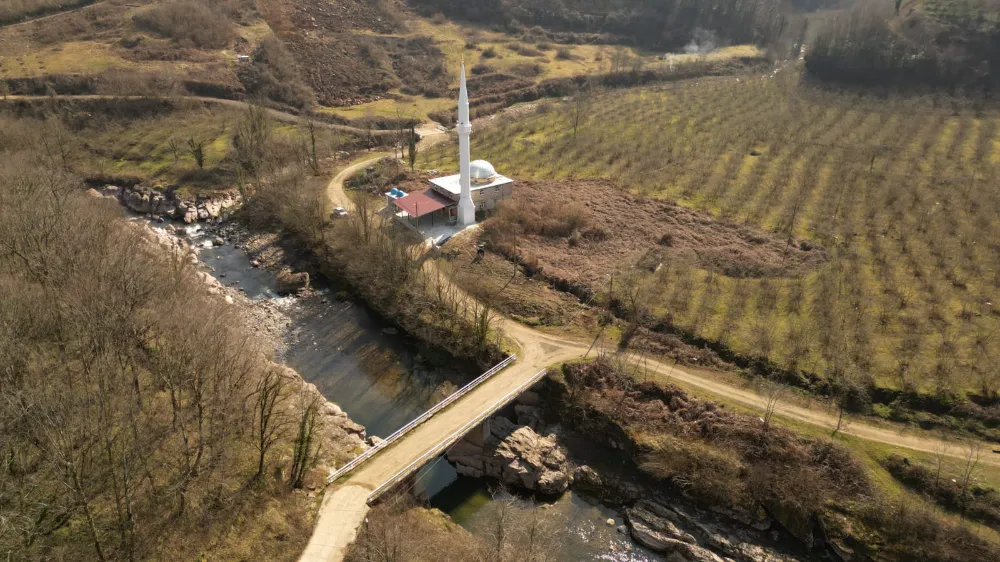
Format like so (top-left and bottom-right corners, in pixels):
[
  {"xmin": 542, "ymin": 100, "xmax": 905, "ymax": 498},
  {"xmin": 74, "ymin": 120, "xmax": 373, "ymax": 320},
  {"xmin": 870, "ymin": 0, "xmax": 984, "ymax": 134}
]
[
  {"xmin": 641, "ymin": 435, "xmax": 746, "ymax": 507},
  {"xmin": 471, "ymin": 63, "xmax": 495, "ymax": 75},
  {"xmin": 883, "ymin": 454, "xmax": 1000, "ymax": 528},
  {"xmin": 555, "ymin": 48, "xmax": 573, "ymax": 60},
  {"xmin": 508, "ymin": 62, "xmax": 543, "ymax": 77},
  {"xmin": 481, "ymin": 46, "xmax": 498, "ymax": 58},
  {"xmin": 237, "ymin": 36, "xmax": 315, "ymax": 109},
  {"xmin": 133, "ymin": 0, "xmax": 235, "ymax": 49}
]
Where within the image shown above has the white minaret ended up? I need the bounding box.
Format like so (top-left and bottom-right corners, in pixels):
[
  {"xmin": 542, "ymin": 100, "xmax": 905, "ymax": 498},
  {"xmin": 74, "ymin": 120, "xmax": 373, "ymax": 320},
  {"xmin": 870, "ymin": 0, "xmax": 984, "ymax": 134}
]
[{"xmin": 456, "ymin": 61, "xmax": 476, "ymax": 226}]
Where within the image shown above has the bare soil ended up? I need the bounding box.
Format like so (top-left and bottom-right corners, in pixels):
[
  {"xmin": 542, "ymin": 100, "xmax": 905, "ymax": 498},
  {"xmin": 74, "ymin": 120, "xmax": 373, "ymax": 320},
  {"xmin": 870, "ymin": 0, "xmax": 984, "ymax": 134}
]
[{"xmin": 484, "ymin": 178, "xmax": 827, "ymax": 288}]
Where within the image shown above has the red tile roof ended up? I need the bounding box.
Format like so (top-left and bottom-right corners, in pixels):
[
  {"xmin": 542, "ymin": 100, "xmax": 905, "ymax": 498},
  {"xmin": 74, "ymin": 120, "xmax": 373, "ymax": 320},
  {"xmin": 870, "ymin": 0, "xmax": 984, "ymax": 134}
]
[{"xmin": 392, "ymin": 189, "xmax": 454, "ymax": 217}]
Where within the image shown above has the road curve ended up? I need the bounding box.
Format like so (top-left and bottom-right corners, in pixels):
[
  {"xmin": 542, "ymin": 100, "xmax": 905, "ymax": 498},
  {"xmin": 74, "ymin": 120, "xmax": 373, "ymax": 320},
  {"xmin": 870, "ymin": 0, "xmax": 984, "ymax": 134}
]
[
  {"xmin": 300, "ymin": 154, "xmax": 999, "ymax": 562},
  {"xmin": 0, "ymin": 1, "xmax": 108, "ymax": 29},
  {"xmin": 326, "ymin": 154, "xmax": 1000, "ymax": 468}
]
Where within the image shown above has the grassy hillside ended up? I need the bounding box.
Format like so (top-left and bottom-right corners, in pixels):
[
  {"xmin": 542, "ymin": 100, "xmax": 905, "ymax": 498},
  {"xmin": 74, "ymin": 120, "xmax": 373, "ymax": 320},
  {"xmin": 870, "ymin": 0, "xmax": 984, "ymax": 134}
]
[
  {"xmin": 422, "ymin": 71, "xmax": 1000, "ymax": 421},
  {"xmin": 0, "ymin": 0, "xmax": 764, "ymax": 123}
]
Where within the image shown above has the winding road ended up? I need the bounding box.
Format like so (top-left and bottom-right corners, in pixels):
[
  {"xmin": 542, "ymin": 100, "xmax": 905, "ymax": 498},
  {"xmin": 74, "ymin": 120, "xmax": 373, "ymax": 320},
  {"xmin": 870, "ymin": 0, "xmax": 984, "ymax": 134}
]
[
  {"xmin": 303, "ymin": 150, "xmax": 999, "ymax": 562},
  {"xmin": 0, "ymin": 94, "xmax": 397, "ymax": 138},
  {"xmin": 326, "ymin": 155, "xmax": 1000, "ymax": 468}
]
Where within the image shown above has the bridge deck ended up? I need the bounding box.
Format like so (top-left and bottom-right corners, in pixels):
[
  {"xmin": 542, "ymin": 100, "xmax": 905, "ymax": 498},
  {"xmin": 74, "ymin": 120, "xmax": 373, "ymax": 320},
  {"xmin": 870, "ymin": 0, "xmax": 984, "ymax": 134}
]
[{"xmin": 300, "ymin": 355, "xmax": 560, "ymax": 562}]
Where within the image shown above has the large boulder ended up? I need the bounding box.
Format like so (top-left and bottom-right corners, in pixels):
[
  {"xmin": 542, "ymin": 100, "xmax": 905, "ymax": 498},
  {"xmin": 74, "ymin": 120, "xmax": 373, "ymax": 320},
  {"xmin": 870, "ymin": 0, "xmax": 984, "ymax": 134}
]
[
  {"xmin": 447, "ymin": 416, "xmax": 570, "ymax": 495},
  {"xmin": 276, "ymin": 269, "xmax": 310, "ymax": 295}
]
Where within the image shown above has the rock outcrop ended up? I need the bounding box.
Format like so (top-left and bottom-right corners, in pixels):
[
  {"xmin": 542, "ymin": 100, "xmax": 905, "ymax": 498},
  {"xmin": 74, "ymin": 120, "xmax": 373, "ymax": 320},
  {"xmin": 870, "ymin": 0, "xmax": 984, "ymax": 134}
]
[
  {"xmin": 447, "ymin": 416, "xmax": 571, "ymax": 495},
  {"xmin": 624, "ymin": 499, "xmax": 800, "ymax": 562},
  {"xmin": 116, "ymin": 185, "xmax": 240, "ymax": 223},
  {"xmin": 276, "ymin": 268, "xmax": 310, "ymax": 295}
]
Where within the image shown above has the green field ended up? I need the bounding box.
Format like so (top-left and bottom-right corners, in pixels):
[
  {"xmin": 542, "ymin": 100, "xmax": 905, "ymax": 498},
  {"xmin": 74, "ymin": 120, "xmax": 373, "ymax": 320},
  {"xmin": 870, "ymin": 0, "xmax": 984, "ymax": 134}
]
[{"xmin": 423, "ymin": 71, "xmax": 1000, "ymax": 398}]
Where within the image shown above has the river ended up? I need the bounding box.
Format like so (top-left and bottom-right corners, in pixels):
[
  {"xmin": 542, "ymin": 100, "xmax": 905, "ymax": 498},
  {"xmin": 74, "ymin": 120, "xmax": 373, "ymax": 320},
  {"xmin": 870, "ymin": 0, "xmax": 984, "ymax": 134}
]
[{"xmin": 177, "ymin": 222, "xmax": 664, "ymax": 562}]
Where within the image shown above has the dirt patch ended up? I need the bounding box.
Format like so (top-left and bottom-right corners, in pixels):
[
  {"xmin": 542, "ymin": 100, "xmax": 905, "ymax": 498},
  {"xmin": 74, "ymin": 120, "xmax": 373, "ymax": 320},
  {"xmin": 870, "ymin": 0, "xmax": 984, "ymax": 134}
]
[
  {"xmin": 437, "ymin": 228, "xmax": 586, "ymax": 327},
  {"xmin": 482, "ymin": 179, "xmax": 827, "ymax": 288}
]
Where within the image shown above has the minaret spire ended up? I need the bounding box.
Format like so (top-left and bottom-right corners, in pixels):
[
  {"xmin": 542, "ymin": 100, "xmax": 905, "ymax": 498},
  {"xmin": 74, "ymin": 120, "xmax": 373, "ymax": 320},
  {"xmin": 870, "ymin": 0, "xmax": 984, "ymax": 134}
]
[{"xmin": 456, "ymin": 60, "xmax": 476, "ymax": 226}]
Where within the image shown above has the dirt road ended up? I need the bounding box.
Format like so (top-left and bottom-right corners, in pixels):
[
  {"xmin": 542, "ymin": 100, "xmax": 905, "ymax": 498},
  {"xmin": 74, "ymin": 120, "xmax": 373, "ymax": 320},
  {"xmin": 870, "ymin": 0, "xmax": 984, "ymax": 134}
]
[
  {"xmin": 327, "ymin": 155, "xmax": 1000, "ymax": 467},
  {"xmin": 1, "ymin": 94, "xmax": 395, "ymax": 138},
  {"xmin": 301, "ymin": 154, "xmax": 1000, "ymax": 562},
  {"xmin": 1, "ymin": 1, "xmax": 107, "ymax": 29}
]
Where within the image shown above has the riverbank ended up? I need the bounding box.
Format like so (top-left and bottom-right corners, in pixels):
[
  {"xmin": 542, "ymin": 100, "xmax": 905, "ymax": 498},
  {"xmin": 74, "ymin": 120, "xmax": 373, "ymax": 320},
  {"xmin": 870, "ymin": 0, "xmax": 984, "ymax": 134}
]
[{"xmin": 135, "ymin": 219, "xmax": 372, "ymax": 469}]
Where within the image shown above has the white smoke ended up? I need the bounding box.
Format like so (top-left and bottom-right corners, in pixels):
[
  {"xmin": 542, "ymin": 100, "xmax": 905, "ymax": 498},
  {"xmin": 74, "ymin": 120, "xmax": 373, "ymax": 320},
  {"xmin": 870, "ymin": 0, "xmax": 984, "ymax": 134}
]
[{"xmin": 683, "ymin": 28, "xmax": 718, "ymax": 55}]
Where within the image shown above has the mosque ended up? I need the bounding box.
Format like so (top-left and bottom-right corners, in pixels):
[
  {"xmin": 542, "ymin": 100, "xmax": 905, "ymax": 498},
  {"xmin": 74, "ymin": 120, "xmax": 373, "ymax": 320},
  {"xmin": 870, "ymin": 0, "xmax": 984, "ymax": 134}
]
[{"xmin": 390, "ymin": 62, "xmax": 514, "ymax": 229}]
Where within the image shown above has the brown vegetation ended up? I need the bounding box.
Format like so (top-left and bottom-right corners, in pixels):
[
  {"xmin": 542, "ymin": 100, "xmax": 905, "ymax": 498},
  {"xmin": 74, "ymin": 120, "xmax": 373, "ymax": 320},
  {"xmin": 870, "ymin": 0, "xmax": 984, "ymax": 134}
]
[
  {"xmin": 133, "ymin": 1, "xmax": 236, "ymax": 49},
  {"xmin": 554, "ymin": 358, "xmax": 1000, "ymax": 560},
  {"xmin": 407, "ymin": 0, "xmax": 789, "ymax": 51},
  {"xmin": 0, "ymin": 0, "xmax": 94, "ymax": 25},
  {"xmin": 0, "ymin": 117, "xmax": 335, "ymax": 560},
  {"xmin": 347, "ymin": 494, "xmax": 560, "ymax": 562},
  {"xmin": 482, "ymin": 179, "xmax": 825, "ymax": 290},
  {"xmin": 807, "ymin": 1, "xmax": 1000, "ymax": 91}
]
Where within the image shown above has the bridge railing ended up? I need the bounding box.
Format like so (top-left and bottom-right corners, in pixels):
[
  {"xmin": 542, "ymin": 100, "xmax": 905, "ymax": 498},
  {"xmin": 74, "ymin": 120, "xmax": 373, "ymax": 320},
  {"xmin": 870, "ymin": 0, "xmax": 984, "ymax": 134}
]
[
  {"xmin": 327, "ymin": 354, "xmax": 518, "ymax": 485},
  {"xmin": 367, "ymin": 367, "xmax": 548, "ymax": 503}
]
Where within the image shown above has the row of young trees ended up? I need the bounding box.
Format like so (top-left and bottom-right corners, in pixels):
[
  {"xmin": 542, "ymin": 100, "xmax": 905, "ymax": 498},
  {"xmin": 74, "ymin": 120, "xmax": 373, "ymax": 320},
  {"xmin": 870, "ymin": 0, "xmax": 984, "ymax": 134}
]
[
  {"xmin": 0, "ymin": 114, "xmax": 329, "ymax": 560},
  {"xmin": 424, "ymin": 70, "xmax": 1000, "ymax": 408}
]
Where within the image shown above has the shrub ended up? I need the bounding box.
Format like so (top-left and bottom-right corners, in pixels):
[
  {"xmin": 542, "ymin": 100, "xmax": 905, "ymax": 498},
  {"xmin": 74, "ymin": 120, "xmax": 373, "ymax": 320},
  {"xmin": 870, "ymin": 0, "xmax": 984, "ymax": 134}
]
[
  {"xmin": 555, "ymin": 48, "xmax": 573, "ymax": 60},
  {"xmin": 508, "ymin": 62, "xmax": 543, "ymax": 78},
  {"xmin": 481, "ymin": 46, "xmax": 498, "ymax": 59},
  {"xmin": 883, "ymin": 454, "xmax": 1000, "ymax": 528},
  {"xmin": 237, "ymin": 36, "xmax": 315, "ymax": 109},
  {"xmin": 536, "ymin": 41, "xmax": 552, "ymax": 51},
  {"xmin": 133, "ymin": 0, "xmax": 235, "ymax": 49},
  {"xmin": 509, "ymin": 44, "xmax": 543, "ymax": 57},
  {"xmin": 471, "ymin": 63, "xmax": 495, "ymax": 75},
  {"xmin": 641, "ymin": 435, "xmax": 746, "ymax": 507}
]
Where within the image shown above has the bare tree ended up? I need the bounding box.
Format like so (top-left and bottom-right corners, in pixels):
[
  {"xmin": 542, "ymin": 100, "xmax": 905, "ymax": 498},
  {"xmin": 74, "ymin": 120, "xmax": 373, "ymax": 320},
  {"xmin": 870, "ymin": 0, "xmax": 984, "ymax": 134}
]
[
  {"xmin": 305, "ymin": 120, "xmax": 320, "ymax": 175},
  {"xmin": 166, "ymin": 138, "xmax": 182, "ymax": 164},
  {"xmin": 758, "ymin": 379, "xmax": 785, "ymax": 435},
  {"xmin": 569, "ymin": 86, "xmax": 595, "ymax": 140},
  {"xmin": 958, "ymin": 441, "xmax": 983, "ymax": 520},
  {"xmin": 250, "ymin": 368, "xmax": 291, "ymax": 481},
  {"xmin": 290, "ymin": 393, "xmax": 323, "ymax": 488},
  {"xmin": 187, "ymin": 137, "xmax": 206, "ymax": 169}
]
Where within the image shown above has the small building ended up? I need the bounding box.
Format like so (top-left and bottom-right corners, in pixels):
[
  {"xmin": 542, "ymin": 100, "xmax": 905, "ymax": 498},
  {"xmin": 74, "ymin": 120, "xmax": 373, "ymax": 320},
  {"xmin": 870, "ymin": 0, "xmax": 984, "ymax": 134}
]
[{"xmin": 390, "ymin": 61, "xmax": 514, "ymax": 233}]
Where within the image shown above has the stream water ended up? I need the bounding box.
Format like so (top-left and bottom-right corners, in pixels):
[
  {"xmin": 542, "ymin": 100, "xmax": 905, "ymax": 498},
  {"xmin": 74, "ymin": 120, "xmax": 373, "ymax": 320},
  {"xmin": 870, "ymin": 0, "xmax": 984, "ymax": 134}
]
[{"xmin": 175, "ymin": 222, "xmax": 664, "ymax": 561}]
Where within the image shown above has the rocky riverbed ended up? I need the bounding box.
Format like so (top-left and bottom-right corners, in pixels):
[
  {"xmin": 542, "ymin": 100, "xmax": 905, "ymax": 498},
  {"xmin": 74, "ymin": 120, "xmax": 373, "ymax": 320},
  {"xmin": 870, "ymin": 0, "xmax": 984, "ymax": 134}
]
[
  {"xmin": 111, "ymin": 184, "xmax": 241, "ymax": 223},
  {"xmin": 123, "ymin": 201, "xmax": 806, "ymax": 562},
  {"xmin": 133, "ymin": 218, "xmax": 370, "ymax": 472}
]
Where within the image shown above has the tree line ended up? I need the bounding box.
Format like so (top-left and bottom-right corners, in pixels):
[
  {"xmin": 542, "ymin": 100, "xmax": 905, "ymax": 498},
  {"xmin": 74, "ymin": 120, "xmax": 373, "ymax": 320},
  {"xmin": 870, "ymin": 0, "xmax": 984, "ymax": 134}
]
[{"xmin": 0, "ymin": 115, "xmax": 329, "ymax": 560}]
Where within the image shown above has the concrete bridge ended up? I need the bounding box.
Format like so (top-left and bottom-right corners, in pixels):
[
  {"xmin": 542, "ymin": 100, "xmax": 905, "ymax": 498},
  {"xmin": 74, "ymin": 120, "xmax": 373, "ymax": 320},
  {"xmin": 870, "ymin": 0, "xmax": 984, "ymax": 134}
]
[{"xmin": 299, "ymin": 353, "xmax": 557, "ymax": 562}]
